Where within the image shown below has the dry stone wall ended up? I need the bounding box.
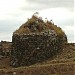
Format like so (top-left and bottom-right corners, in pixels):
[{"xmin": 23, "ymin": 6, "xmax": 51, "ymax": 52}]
[
  {"xmin": 11, "ymin": 14, "xmax": 67, "ymax": 67},
  {"xmin": 11, "ymin": 30, "xmax": 64, "ymax": 67}
]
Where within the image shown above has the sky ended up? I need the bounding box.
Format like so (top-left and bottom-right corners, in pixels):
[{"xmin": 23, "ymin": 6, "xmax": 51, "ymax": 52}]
[{"xmin": 0, "ymin": 0, "xmax": 74, "ymax": 43}]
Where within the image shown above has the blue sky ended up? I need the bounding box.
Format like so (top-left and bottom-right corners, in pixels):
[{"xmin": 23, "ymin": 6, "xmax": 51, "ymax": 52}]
[{"xmin": 0, "ymin": 0, "xmax": 74, "ymax": 43}]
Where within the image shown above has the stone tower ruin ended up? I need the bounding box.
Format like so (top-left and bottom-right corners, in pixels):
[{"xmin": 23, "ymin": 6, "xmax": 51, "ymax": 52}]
[{"xmin": 11, "ymin": 13, "xmax": 67, "ymax": 67}]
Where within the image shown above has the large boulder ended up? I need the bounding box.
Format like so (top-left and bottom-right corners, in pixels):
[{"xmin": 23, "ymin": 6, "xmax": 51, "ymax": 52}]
[{"xmin": 11, "ymin": 13, "xmax": 67, "ymax": 67}]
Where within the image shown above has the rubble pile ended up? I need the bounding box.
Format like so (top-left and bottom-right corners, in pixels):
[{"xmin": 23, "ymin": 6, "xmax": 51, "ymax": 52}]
[
  {"xmin": 0, "ymin": 41, "xmax": 12, "ymax": 57},
  {"xmin": 11, "ymin": 13, "xmax": 67, "ymax": 67}
]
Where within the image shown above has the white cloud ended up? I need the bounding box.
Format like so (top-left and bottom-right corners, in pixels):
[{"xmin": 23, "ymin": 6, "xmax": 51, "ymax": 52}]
[
  {"xmin": 38, "ymin": 8, "xmax": 73, "ymax": 22},
  {"xmin": 0, "ymin": 32, "xmax": 12, "ymax": 42},
  {"xmin": 26, "ymin": 0, "xmax": 73, "ymax": 10},
  {"xmin": 62, "ymin": 26, "xmax": 74, "ymax": 43},
  {"xmin": 0, "ymin": 0, "xmax": 26, "ymax": 20}
]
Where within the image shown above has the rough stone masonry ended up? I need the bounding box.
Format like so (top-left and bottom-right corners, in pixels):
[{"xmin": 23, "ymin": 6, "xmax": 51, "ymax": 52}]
[{"xmin": 11, "ymin": 13, "xmax": 67, "ymax": 67}]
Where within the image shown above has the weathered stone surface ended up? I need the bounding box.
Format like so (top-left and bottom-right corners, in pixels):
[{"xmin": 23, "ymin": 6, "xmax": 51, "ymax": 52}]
[{"xmin": 11, "ymin": 13, "xmax": 67, "ymax": 67}]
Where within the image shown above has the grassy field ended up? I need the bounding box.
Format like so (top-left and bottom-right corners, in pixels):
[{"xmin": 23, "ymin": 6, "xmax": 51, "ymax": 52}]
[{"xmin": 0, "ymin": 44, "xmax": 75, "ymax": 75}]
